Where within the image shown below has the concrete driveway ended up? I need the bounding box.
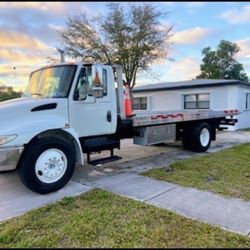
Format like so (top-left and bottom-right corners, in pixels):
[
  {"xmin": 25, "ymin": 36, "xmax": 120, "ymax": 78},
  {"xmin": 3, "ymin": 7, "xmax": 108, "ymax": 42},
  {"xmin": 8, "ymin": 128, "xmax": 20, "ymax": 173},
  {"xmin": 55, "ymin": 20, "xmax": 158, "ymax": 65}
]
[{"xmin": 1, "ymin": 130, "xmax": 250, "ymax": 222}]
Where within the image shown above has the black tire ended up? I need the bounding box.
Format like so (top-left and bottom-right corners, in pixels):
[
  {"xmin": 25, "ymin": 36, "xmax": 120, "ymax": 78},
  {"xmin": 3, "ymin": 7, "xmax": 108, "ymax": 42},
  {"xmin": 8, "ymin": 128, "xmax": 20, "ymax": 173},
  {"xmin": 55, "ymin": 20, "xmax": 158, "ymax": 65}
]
[
  {"xmin": 18, "ymin": 137, "xmax": 76, "ymax": 194},
  {"xmin": 182, "ymin": 122, "xmax": 211, "ymax": 152}
]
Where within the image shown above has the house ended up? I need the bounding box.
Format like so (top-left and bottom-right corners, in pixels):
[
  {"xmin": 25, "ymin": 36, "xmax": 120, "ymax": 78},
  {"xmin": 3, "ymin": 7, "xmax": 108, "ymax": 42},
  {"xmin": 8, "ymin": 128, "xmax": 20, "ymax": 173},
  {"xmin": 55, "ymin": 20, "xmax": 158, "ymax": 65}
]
[{"xmin": 132, "ymin": 79, "xmax": 250, "ymax": 131}]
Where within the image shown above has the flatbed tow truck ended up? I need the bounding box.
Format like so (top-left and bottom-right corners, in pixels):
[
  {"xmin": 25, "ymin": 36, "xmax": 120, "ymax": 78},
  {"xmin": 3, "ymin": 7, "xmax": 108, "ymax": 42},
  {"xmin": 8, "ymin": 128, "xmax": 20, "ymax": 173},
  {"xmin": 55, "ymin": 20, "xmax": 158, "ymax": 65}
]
[{"xmin": 0, "ymin": 63, "xmax": 239, "ymax": 193}]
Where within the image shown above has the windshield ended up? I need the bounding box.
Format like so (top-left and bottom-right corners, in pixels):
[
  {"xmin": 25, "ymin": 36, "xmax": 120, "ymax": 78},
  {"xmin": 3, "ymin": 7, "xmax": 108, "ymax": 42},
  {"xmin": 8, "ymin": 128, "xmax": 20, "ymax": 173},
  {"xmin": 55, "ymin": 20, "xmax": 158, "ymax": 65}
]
[{"xmin": 23, "ymin": 65, "xmax": 77, "ymax": 98}]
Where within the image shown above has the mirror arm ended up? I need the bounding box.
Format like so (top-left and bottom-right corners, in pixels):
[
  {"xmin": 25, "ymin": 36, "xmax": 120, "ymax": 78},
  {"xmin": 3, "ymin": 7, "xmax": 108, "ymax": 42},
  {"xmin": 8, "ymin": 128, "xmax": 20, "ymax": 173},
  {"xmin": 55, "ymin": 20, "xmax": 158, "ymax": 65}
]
[{"xmin": 93, "ymin": 95, "xmax": 96, "ymax": 104}]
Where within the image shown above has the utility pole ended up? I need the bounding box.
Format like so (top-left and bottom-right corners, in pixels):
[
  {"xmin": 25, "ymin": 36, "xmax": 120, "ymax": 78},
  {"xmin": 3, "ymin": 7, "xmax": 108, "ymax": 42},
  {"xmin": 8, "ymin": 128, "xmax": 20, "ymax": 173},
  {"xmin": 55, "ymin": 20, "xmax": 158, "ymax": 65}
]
[{"xmin": 57, "ymin": 48, "xmax": 65, "ymax": 63}]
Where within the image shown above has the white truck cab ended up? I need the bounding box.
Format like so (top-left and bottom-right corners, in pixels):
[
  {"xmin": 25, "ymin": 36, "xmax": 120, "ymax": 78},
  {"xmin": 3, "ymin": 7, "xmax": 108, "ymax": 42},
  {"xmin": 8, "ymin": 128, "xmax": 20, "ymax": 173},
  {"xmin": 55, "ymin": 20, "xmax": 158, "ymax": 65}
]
[{"xmin": 0, "ymin": 62, "xmax": 239, "ymax": 194}]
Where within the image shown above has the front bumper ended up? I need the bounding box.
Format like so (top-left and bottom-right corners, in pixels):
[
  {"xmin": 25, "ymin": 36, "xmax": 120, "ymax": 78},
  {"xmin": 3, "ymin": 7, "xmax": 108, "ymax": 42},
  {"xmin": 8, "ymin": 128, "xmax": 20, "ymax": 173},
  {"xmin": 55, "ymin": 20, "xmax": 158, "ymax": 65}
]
[{"xmin": 0, "ymin": 146, "xmax": 24, "ymax": 171}]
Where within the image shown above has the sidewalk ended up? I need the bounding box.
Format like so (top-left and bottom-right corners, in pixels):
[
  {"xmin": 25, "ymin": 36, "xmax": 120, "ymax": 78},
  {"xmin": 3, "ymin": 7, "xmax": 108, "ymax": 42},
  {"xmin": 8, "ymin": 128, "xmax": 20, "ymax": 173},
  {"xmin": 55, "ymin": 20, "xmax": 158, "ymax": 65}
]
[
  {"xmin": 1, "ymin": 167, "xmax": 250, "ymax": 237},
  {"xmin": 0, "ymin": 172, "xmax": 92, "ymax": 222},
  {"xmin": 1, "ymin": 130, "xmax": 250, "ymax": 236},
  {"xmin": 86, "ymin": 173, "xmax": 250, "ymax": 236}
]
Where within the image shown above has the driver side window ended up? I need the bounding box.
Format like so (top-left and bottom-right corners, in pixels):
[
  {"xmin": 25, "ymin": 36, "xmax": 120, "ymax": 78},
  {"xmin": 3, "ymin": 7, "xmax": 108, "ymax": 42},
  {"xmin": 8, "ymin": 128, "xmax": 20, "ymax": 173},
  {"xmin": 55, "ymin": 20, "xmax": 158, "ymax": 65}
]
[{"xmin": 74, "ymin": 68, "xmax": 91, "ymax": 101}]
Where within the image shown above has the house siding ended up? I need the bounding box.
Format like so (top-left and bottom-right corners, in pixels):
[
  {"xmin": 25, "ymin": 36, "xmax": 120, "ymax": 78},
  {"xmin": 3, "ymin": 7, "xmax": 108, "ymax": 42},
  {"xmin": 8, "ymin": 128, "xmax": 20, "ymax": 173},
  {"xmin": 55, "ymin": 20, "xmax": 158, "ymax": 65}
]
[{"xmin": 133, "ymin": 84, "xmax": 250, "ymax": 130}]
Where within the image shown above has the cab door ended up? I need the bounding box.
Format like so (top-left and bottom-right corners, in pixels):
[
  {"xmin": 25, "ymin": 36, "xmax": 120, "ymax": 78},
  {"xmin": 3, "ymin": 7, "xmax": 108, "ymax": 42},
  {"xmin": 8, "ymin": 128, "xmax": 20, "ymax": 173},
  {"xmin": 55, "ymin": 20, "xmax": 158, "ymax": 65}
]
[{"xmin": 68, "ymin": 65, "xmax": 117, "ymax": 137}]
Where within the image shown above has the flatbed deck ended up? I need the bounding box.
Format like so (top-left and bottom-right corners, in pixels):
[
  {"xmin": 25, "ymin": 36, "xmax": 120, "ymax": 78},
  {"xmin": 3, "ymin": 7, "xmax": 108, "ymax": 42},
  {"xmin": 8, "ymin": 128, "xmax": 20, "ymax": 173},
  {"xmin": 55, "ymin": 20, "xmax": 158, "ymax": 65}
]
[{"xmin": 132, "ymin": 109, "xmax": 239, "ymax": 127}]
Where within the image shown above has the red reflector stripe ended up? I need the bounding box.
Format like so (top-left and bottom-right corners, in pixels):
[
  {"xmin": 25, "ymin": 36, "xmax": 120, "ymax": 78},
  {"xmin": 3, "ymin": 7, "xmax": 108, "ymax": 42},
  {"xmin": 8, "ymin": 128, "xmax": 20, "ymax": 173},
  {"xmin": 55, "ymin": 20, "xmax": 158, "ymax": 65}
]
[
  {"xmin": 151, "ymin": 113, "xmax": 184, "ymax": 120},
  {"xmin": 224, "ymin": 110, "xmax": 239, "ymax": 114}
]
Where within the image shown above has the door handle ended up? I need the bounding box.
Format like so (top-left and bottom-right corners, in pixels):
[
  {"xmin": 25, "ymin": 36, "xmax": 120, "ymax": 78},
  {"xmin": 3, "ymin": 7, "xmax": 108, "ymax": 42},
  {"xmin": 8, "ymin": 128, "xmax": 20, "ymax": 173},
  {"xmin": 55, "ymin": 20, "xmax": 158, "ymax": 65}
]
[{"xmin": 107, "ymin": 111, "xmax": 112, "ymax": 122}]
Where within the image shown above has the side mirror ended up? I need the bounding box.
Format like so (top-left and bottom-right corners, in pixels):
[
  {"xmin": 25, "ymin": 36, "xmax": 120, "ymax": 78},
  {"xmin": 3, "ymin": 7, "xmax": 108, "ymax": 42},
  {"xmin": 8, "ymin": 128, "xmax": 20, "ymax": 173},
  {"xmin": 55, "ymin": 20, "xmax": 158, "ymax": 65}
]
[
  {"xmin": 92, "ymin": 85, "xmax": 104, "ymax": 98},
  {"xmin": 73, "ymin": 91, "xmax": 79, "ymax": 100},
  {"xmin": 91, "ymin": 65, "xmax": 104, "ymax": 99}
]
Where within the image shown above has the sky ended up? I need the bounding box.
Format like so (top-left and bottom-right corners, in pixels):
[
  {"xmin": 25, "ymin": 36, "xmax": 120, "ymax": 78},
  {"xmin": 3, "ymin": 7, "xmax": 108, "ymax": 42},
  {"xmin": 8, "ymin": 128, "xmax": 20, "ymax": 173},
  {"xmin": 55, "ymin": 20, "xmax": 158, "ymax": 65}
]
[{"xmin": 0, "ymin": 1, "xmax": 250, "ymax": 91}]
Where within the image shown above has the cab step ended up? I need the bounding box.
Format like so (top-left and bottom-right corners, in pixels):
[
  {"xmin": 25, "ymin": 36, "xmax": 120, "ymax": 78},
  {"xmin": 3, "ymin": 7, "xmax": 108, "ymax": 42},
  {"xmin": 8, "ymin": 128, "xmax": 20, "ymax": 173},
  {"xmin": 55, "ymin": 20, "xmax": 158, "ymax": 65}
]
[
  {"xmin": 80, "ymin": 136, "xmax": 121, "ymax": 165},
  {"xmin": 87, "ymin": 154, "xmax": 122, "ymax": 166}
]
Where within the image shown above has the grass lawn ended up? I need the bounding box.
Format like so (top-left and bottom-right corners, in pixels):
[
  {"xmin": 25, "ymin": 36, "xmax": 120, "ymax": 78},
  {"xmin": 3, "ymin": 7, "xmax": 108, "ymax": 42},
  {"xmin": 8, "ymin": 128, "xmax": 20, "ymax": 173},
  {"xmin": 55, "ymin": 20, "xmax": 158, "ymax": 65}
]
[
  {"xmin": 0, "ymin": 189, "xmax": 250, "ymax": 248},
  {"xmin": 143, "ymin": 143, "xmax": 250, "ymax": 201}
]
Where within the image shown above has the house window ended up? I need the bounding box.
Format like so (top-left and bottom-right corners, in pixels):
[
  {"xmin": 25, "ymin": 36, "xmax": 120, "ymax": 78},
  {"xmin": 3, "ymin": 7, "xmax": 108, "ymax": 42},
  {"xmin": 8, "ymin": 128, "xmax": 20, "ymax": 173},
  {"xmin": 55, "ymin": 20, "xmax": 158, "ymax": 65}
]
[
  {"xmin": 246, "ymin": 93, "xmax": 250, "ymax": 110},
  {"xmin": 133, "ymin": 97, "xmax": 147, "ymax": 110},
  {"xmin": 184, "ymin": 93, "xmax": 210, "ymax": 109}
]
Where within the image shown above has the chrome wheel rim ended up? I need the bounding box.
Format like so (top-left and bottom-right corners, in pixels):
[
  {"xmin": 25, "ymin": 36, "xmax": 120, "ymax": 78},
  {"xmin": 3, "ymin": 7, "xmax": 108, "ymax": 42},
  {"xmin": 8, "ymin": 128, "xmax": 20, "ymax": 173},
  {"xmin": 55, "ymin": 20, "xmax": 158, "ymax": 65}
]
[{"xmin": 200, "ymin": 127, "xmax": 210, "ymax": 147}]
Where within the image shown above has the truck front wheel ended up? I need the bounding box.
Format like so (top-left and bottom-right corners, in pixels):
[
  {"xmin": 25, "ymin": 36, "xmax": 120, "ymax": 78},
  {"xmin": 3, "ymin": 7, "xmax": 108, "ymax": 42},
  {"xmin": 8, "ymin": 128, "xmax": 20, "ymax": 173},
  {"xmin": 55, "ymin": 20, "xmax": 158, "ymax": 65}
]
[
  {"xmin": 182, "ymin": 122, "xmax": 211, "ymax": 152},
  {"xmin": 18, "ymin": 137, "xmax": 76, "ymax": 194}
]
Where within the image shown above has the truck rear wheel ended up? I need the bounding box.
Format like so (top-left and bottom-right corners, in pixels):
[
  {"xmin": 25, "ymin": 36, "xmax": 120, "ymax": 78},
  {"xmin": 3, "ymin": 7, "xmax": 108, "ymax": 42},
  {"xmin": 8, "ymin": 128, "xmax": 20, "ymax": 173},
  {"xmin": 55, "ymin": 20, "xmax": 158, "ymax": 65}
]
[
  {"xmin": 182, "ymin": 122, "xmax": 211, "ymax": 152},
  {"xmin": 18, "ymin": 137, "xmax": 75, "ymax": 194}
]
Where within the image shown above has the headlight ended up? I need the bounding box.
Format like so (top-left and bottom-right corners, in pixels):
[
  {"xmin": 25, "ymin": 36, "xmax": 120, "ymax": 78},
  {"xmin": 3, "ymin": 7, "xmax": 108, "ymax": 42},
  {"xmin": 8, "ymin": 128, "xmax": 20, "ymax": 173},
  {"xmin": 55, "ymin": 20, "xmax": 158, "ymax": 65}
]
[{"xmin": 0, "ymin": 135, "xmax": 17, "ymax": 145}]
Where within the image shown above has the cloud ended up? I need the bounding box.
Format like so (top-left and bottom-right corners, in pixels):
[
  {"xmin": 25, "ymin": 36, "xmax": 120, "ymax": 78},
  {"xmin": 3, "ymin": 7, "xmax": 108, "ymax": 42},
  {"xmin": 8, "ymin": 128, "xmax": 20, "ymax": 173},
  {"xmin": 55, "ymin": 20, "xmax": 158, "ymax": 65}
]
[
  {"xmin": 0, "ymin": 64, "xmax": 38, "ymax": 90},
  {"xmin": 165, "ymin": 57, "xmax": 200, "ymax": 81},
  {"xmin": 0, "ymin": 3, "xmax": 93, "ymax": 45},
  {"xmin": 160, "ymin": 1, "xmax": 206, "ymax": 15},
  {"xmin": 0, "ymin": 2, "xmax": 94, "ymax": 90},
  {"xmin": 0, "ymin": 13, "xmax": 57, "ymax": 45},
  {"xmin": 49, "ymin": 24, "xmax": 65, "ymax": 33},
  {"xmin": 169, "ymin": 27, "xmax": 212, "ymax": 45},
  {"xmin": 161, "ymin": 2, "xmax": 206, "ymax": 7},
  {"xmin": 138, "ymin": 57, "xmax": 201, "ymax": 84},
  {"xmin": 0, "ymin": 27, "xmax": 56, "ymax": 62},
  {"xmin": 0, "ymin": 28, "xmax": 57, "ymax": 89},
  {"xmin": 0, "ymin": 49, "xmax": 50, "ymax": 66},
  {"xmin": 234, "ymin": 37, "xmax": 250, "ymax": 58},
  {"xmin": 185, "ymin": 2, "xmax": 206, "ymax": 8},
  {"xmin": 0, "ymin": 64, "xmax": 32, "ymax": 77},
  {"xmin": 0, "ymin": 55, "xmax": 54, "ymax": 89},
  {"xmin": 160, "ymin": 2, "xmax": 177, "ymax": 6},
  {"xmin": 230, "ymin": 37, "xmax": 250, "ymax": 78},
  {"xmin": 0, "ymin": 2, "xmax": 65, "ymax": 13},
  {"xmin": 219, "ymin": 4, "xmax": 250, "ymax": 24},
  {"xmin": 0, "ymin": 2, "xmax": 93, "ymax": 17},
  {"xmin": 185, "ymin": 2, "xmax": 207, "ymax": 15},
  {"xmin": 0, "ymin": 29, "xmax": 49, "ymax": 51}
]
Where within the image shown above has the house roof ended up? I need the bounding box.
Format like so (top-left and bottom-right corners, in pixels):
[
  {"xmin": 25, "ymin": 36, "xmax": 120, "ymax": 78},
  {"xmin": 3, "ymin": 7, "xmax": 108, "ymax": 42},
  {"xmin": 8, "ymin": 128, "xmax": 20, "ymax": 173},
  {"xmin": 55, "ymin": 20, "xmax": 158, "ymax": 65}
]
[{"xmin": 133, "ymin": 79, "xmax": 250, "ymax": 93}]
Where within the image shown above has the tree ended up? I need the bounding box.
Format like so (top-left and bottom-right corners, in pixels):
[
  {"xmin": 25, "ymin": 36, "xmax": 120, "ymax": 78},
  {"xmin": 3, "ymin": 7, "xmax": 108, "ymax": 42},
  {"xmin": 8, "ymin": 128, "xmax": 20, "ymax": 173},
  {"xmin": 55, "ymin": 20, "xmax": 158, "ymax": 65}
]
[
  {"xmin": 196, "ymin": 40, "xmax": 249, "ymax": 82},
  {"xmin": 0, "ymin": 85, "xmax": 22, "ymax": 102},
  {"xmin": 60, "ymin": 3, "xmax": 172, "ymax": 89}
]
